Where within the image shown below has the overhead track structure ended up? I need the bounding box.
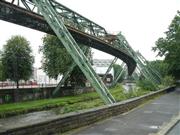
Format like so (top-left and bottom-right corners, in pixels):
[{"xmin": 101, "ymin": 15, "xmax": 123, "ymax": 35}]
[
  {"xmin": 111, "ymin": 62, "xmax": 126, "ymax": 87},
  {"xmin": 102, "ymin": 57, "xmax": 118, "ymax": 82},
  {"xmin": 53, "ymin": 45, "xmax": 89, "ymax": 96},
  {"xmin": 0, "ymin": 0, "xmax": 138, "ymax": 104},
  {"xmin": 114, "ymin": 33, "xmax": 161, "ymax": 86},
  {"xmin": 136, "ymin": 51, "xmax": 162, "ymax": 82},
  {"xmin": 0, "ymin": 0, "xmax": 136, "ymax": 75},
  {"xmin": 32, "ymin": 0, "xmax": 118, "ymax": 104}
]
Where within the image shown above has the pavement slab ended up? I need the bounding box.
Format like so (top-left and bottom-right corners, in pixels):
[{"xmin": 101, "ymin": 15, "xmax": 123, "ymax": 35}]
[
  {"xmin": 0, "ymin": 88, "xmax": 179, "ymax": 135},
  {"xmin": 73, "ymin": 88, "xmax": 180, "ymax": 135}
]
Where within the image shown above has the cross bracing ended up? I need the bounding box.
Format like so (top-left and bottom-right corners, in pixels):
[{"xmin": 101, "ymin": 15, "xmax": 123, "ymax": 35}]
[
  {"xmin": 0, "ymin": 0, "xmax": 136, "ymax": 76},
  {"xmin": 0, "ymin": 0, "xmax": 163, "ymax": 104}
]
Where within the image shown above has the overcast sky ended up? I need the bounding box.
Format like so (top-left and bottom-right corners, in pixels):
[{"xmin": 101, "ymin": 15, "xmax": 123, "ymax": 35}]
[{"xmin": 0, "ymin": 0, "xmax": 179, "ymax": 68}]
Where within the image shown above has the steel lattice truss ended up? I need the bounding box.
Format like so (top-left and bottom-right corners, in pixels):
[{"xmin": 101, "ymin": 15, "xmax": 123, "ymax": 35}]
[
  {"xmin": 31, "ymin": 0, "xmax": 117, "ymax": 104},
  {"xmin": 0, "ymin": 0, "xmax": 137, "ymax": 75},
  {"xmin": 1, "ymin": 0, "xmax": 161, "ymax": 103},
  {"xmin": 114, "ymin": 33, "xmax": 162, "ymax": 86},
  {"xmin": 5, "ymin": 0, "xmax": 107, "ymax": 38}
]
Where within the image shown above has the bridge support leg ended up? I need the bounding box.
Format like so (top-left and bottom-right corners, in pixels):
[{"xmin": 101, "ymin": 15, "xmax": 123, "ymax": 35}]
[
  {"xmin": 53, "ymin": 46, "xmax": 89, "ymax": 96},
  {"xmin": 33, "ymin": 0, "xmax": 116, "ymax": 104},
  {"xmin": 102, "ymin": 57, "xmax": 118, "ymax": 82},
  {"xmin": 111, "ymin": 63, "xmax": 126, "ymax": 87},
  {"xmin": 116, "ymin": 33, "xmax": 161, "ymax": 86},
  {"xmin": 136, "ymin": 51, "xmax": 162, "ymax": 83}
]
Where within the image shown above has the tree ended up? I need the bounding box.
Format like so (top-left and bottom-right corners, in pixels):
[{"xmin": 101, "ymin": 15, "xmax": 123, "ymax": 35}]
[
  {"xmin": 0, "ymin": 51, "xmax": 5, "ymax": 81},
  {"xmin": 153, "ymin": 11, "xmax": 180, "ymax": 79},
  {"xmin": 147, "ymin": 60, "xmax": 169, "ymax": 78},
  {"xmin": 40, "ymin": 34, "xmax": 90, "ymax": 86},
  {"xmin": 40, "ymin": 35, "xmax": 73, "ymax": 79},
  {"xmin": 1, "ymin": 35, "xmax": 34, "ymax": 101},
  {"xmin": 0, "ymin": 61, "xmax": 5, "ymax": 81}
]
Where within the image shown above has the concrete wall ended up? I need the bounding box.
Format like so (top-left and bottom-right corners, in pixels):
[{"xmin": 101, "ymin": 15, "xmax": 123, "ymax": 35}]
[
  {"xmin": 0, "ymin": 86, "xmax": 175, "ymax": 135},
  {"xmin": 0, "ymin": 87, "xmax": 93, "ymax": 104},
  {"xmin": 0, "ymin": 87, "xmax": 54, "ymax": 104}
]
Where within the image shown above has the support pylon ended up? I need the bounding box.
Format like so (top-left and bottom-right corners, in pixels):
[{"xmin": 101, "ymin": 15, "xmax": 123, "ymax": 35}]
[
  {"xmin": 53, "ymin": 45, "xmax": 89, "ymax": 96},
  {"xmin": 33, "ymin": 0, "xmax": 116, "ymax": 104},
  {"xmin": 102, "ymin": 57, "xmax": 118, "ymax": 82}
]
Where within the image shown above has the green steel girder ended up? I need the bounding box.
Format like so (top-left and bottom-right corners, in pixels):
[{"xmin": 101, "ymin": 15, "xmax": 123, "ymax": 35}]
[
  {"xmin": 135, "ymin": 55, "xmax": 161, "ymax": 85},
  {"xmin": 33, "ymin": 0, "xmax": 115, "ymax": 104},
  {"xmin": 136, "ymin": 55, "xmax": 160, "ymax": 85},
  {"xmin": 53, "ymin": 45, "xmax": 89, "ymax": 96},
  {"xmin": 136, "ymin": 51, "xmax": 162, "ymax": 81},
  {"xmin": 0, "ymin": 0, "xmax": 137, "ymax": 75},
  {"xmin": 8, "ymin": 0, "xmax": 107, "ymax": 38},
  {"xmin": 116, "ymin": 32, "xmax": 161, "ymax": 85},
  {"xmin": 111, "ymin": 62, "xmax": 126, "ymax": 87},
  {"xmin": 53, "ymin": 62, "xmax": 76, "ymax": 96},
  {"xmin": 131, "ymin": 70, "xmax": 140, "ymax": 81},
  {"xmin": 102, "ymin": 57, "xmax": 118, "ymax": 82}
]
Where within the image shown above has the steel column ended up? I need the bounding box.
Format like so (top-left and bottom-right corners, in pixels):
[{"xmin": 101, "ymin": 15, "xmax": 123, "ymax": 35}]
[
  {"xmin": 53, "ymin": 45, "xmax": 89, "ymax": 96},
  {"xmin": 33, "ymin": 0, "xmax": 115, "ymax": 104},
  {"xmin": 116, "ymin": 32, "xmax": 161, "ymax": 85},
  {"xmin": 111, "ymin": 62, "xmax": 126, "ymax": 87},
  {"xmin": 102, "ymin": 57, "xmax": 118, "ymax": 81}
]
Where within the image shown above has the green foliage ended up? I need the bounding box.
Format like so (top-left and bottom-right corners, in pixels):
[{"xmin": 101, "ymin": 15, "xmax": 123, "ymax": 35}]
[
  {"xmin": 40, "ymin": 34, "xmax": 73, "ymax": 79},
  {"xmin": 113, "ymin": 64, "xmax": 125, "ymax": 82},
  {"xmin": 161, "ymin": 75, "xmax": 175, "ymax": 87},
  {"xmin": 153, "ymin": 11, "xmax": 180, "ymax": 79},
  {"xmin": 0, "ymin": 85, "xmax": 149, "ymax": 118},
  {"xmin": 137, "ymin": 79, "xmax": 157, "ymax": 91},
  {"xmin": 0, "ymin": 51, "xmax": 5, "ymax": 81},
  {"xmin": 40, "ymin": 34, "xmax": 91, "ymax": 86},
  {"xmin": 0, "ymin": 60, "xmax": 5, "ymax": 81},
  {"xmin": 67, "ymin": 66, "xmax": 86, "ymax": 87},
  {"xmin": 1, "ymin": 35, "xmax": 34, "ymax": 82},
  {"xmin": 148, "ymin": 60, "xmax": 169, "ymax": 78}
]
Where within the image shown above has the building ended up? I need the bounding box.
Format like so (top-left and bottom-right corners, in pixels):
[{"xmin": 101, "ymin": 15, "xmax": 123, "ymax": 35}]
[
  {"xmin": 32, "ymin": 68, "xmax": 61, "ymax": 86},
  {"xmin": 92, "ymin": 59, "xmax": 114, "ymax": 85}
]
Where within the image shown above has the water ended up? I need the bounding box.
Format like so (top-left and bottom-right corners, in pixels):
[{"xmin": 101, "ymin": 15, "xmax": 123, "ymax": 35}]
[{"xmin": 166, "ymin": 120, "xmax": 180, "ymax": 135}]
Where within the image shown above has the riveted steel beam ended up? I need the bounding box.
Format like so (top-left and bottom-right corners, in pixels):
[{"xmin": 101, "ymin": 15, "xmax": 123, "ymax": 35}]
[
  {"xmin": 111, "ymin": 62, "xmax": 126, "ymax": 87},
  {"xmin": 0, "ymin": 0, "xmax": 136, "ymax": 75},
  {"xmin": 53, "ymin": 45, "xmax": 89, "ymax": 96},
  {"xmin": 33, "ymin": 0, "xmax": 116, "ymax": 104},
  {"xmin": 116, "ymin": 32, "xmax": 161, "ymax": 85},
  {"xmin": 102, "ymin": 57, "xmax": 118, "ymax": 82}
]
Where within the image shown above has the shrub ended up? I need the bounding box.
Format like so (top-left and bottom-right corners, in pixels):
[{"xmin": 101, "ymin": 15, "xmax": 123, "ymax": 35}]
[
  {"xmin": 161, "ymin": 75, "xmax": 175, "ymax": 87},
  {"xmin": 137, "ymin": 79, "xmax": 157, "ymax": 91}
]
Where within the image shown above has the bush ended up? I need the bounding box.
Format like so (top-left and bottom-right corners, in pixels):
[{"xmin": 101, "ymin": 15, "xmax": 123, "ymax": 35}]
[
  {"xmin": 161, "ymin": 75, "xmax": 175, "ymax": 87},
  {"xmin": 137, "ymin": 79, "xmax": 157, "ymax": 91}
]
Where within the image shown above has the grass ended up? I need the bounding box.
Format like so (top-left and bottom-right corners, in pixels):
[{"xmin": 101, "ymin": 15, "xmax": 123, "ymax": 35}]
[{"xmin": 0, "ymin": 84, "xmax": 149, "ymax": 118}]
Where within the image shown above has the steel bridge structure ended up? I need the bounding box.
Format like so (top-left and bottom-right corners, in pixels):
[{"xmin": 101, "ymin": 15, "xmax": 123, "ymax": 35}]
[
  {"xmin": 0, "ymin": 0, "xmax": 156, "ymax": 104},
  {"xmin": 0, "ymin": 0, "xmax": 136, "ymax": 72}
]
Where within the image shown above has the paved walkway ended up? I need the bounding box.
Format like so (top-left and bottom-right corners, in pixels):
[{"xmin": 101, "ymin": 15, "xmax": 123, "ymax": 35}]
[
  {"xmin": 0, "ymin": 88, "xmax": 179, "ymax": 135},
  {"xmin": 73, "ymin": 88, "xmax": 180, "ymax": 135}
]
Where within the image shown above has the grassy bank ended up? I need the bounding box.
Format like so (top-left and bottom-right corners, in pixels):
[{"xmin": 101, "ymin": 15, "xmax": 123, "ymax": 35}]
[{"xmin": 0, "ymin": 85, "xmax": 149, "ymax": 118}]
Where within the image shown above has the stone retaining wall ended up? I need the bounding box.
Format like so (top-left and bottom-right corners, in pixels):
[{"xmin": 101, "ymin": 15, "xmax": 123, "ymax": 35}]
[
  {"xmin": 0, "ymin": 86, "xmax": 175, "ymax": 135},
  {"xmin": 0, "ymin": 86, "xmax": 93, "ymax": 104}
]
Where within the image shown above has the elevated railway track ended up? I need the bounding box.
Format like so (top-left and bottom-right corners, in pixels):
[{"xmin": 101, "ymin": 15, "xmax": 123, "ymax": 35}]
[
  {"xmin": 0, "ymin": 0, "xmax": 137, "ymax": 104},
  {"xmin": 0, "ymin": 0, "xmax": 136, "ymax": 75}
]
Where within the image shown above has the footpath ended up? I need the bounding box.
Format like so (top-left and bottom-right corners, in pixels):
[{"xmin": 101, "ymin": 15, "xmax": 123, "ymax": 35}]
[
  {"xmin": 0, "ymin": 87, "xmax": 179, "ymax": 135},
  {"xmin": 73, "ymin": 88, "xmax": 180, "ymax": 135}
]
